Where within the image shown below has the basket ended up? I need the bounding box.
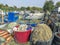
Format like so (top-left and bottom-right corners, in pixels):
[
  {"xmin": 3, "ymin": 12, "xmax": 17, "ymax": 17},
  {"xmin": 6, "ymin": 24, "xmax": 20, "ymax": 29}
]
[
  {"xmin": 30, "ymin": 34, "xmax": 54, "ymax": 45},
  {"xmin": 14, "ymin": 30, "xmax": 31, "ymax": 43}
]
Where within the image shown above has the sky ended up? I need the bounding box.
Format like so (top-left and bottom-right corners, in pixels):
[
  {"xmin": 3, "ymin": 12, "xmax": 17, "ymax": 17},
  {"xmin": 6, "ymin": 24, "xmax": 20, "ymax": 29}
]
[{"xmin": 0, "ymin": 0, "xmax": 60, "ymax": 8}]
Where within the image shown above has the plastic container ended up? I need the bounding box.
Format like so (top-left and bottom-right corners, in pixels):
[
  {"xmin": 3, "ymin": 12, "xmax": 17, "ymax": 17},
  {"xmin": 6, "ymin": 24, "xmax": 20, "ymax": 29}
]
[
  {"xmin": 34, "ymin": 39, "xmax": 53, "ymax": 45},
  {"xmin": 27, "ymin": 26, "xmax": 32, "ymax": 30},
  {"xmin": 53, "ymin": 32, "xmax": 60, "ymax": 45},
  {"xmin": 14, "ymin": 30, "xmax": 31, "ymax": 43},
  {"xmin": 30, "ymin": 34, "xmax": 54, "ymax": 45},
  {"xmin": 30, "ymin": 23, "xmax": 37, "ymax": 27}
]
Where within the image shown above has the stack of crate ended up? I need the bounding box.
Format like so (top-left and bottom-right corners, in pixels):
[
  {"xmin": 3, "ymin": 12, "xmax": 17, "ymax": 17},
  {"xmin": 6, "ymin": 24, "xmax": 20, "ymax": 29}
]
[{"xmin": 0, "ymin": 30, "xmax": 13, "ymax": 45}]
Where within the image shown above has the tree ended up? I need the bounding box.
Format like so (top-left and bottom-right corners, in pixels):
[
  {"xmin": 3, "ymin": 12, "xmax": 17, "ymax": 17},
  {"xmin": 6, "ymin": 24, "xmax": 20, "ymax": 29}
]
[
  {"xmin": 9, "ymin": 7, "xmax": 14, "ymax": 11},
  {"xmin": 20, "ymin": 7, "xmax": 26, "ymax": 10},
  {"xmin": 26, "ymin": 7, "xmax": 31, "ymax": 10},
  {"xmin": 32, "ymin": 7, "xmax": 37, "ymax": 10},
  {"xmin": 5, "ymin": 4, "xmax": 8, "ymax": 12},
  {"xmin": 5, "ymin": 4, "xmax": 8, "ymax": 7},
  {"xmin": 43, "ymin": 1, "xmax": 55, "ymax": 12},
  {"xmin": 14, "ymin": 6, "xmax": 17, "ymax": 10},
  {"xmin": 56, "ymin": 2, "xmax": 60, "ymax": 7},
  {"xmin": 0, "ymin": 4, "xmax": 4, "ymax": 9}
]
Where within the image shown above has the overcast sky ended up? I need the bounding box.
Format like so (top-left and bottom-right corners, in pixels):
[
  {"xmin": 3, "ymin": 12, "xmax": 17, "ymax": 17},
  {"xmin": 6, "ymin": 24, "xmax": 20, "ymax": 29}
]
[{"xmin": 0, "ymin": 0, "xmax": 60, "ymax": 8}]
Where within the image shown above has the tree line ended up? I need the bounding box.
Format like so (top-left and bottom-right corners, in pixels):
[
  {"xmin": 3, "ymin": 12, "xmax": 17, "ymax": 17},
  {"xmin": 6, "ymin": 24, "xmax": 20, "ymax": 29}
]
[
  {"xmin": 0, "ymin": 4, "xmax": 42, "ymax": 12},
  {"xmin": 0, "ymin": 1, "xmax": 60, "ymax": 12}
]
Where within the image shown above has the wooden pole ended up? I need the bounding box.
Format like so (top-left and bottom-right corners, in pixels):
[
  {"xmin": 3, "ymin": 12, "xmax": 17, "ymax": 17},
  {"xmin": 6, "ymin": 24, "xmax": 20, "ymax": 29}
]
[{"xmin": 1, "ymin": 10, "xmax": 4, "ymax": 24}]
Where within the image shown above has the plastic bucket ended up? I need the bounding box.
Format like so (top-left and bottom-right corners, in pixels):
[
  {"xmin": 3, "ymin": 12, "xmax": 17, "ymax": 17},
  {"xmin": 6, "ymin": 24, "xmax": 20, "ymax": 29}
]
[{"xmin": 14, "ymin": 30, "xmax": 31, "ymax": 43}]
